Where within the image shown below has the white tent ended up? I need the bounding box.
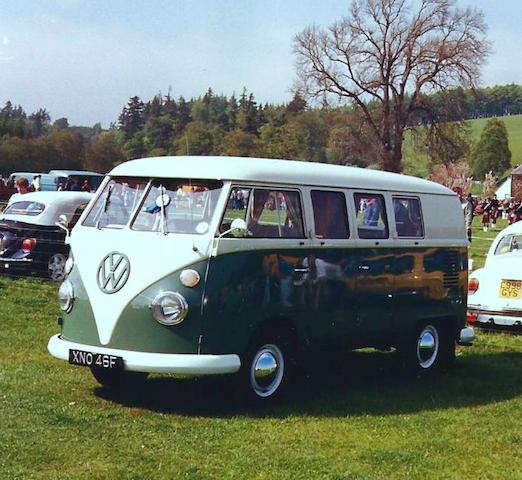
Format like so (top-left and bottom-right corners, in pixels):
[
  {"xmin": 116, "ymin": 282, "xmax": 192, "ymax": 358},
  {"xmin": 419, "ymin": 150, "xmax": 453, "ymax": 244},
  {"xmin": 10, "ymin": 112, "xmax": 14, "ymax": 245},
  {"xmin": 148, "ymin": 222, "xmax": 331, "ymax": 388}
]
[{"xmin": 496, "ymin": 177, "xmax": 512, "ymax": 199}]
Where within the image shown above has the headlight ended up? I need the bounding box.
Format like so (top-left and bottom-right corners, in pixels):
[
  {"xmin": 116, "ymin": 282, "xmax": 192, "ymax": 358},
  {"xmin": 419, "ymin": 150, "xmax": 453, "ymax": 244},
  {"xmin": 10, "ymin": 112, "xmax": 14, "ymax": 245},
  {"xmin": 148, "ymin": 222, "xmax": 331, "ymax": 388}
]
[
  {"xmin": 58, "ymin": 280, "xmax": 74, "ymax": 312},
  {"xmin": 65, "ymin": 255, "xmax": 74, "ymax": 275},
  {"xmin": 150, "ymin": 291, "xmax": 188, "ymax": 326}
]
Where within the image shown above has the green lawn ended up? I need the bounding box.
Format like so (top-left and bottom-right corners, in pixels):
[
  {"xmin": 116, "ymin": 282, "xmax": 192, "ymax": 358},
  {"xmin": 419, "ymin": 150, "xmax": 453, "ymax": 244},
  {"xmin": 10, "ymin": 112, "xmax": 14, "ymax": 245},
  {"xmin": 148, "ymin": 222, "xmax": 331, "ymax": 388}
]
[{"xmin": 1, "ymin": 233, "xmax": 522, "ymax": 479}]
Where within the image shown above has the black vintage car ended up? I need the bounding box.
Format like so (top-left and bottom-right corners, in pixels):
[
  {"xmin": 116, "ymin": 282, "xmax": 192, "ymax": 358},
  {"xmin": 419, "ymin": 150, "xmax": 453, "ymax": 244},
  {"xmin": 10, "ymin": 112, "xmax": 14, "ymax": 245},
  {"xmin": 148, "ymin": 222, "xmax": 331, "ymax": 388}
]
[{"xmin": 0, "ymin": 191, "xmax": 93, "ymax": 280}]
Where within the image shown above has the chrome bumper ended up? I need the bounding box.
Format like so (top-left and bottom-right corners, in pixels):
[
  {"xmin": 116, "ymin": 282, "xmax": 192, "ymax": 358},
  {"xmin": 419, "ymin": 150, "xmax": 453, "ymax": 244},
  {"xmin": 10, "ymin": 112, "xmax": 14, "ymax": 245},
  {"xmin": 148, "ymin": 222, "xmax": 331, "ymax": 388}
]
[
  {"xmin": 48, "ymin": 334, "xmax": 241, "ymax": 375},
  {"xmin": 458, "ymin": 326, "xmax": 475, "ymax": 346}
]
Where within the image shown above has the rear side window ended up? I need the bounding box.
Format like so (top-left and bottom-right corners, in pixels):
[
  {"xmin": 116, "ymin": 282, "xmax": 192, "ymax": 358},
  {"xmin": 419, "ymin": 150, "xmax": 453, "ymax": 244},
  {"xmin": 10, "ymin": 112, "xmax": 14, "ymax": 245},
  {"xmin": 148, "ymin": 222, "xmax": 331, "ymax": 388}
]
[
  {"xmin": 393, "ymin": 197, "xmax": 424, "ymax": 238},
  {"xmin": 311, "ymin": 190, "xmax": 349, "ymax": 239},
  {"xmin": 353, "ymin": 193, "xmax": 388, "ymax": 239},
  {"xmin": 221, "ymin": 187, "xmax": 304, "ymax": 238},
  {"xmin": 4, "ymin": 201, "xmax": 45, "ymax": 216}
]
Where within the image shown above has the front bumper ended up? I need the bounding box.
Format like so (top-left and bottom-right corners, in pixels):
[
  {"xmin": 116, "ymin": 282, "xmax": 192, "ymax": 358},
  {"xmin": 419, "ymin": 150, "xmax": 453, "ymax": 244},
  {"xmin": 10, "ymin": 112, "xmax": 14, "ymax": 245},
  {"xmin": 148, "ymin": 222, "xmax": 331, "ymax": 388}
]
[
  {"xmin": 48, "ymin": 334, "xmax": 241, "ymax": 375},
  {"xmin": 467, "ymin": 307, "xmax": 522, "ymax": 328}
]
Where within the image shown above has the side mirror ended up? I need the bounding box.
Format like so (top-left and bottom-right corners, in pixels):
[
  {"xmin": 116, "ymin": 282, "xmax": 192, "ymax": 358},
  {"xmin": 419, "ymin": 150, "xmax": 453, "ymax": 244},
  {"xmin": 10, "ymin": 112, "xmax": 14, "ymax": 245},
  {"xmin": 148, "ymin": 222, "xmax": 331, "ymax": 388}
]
[
  {"xmin": 230, "ymin": 218, "xmax": 248, "ymax": 238},
  {"xmin": 56, "ymin": 214, "xmax": 70, "ymax": 235}
]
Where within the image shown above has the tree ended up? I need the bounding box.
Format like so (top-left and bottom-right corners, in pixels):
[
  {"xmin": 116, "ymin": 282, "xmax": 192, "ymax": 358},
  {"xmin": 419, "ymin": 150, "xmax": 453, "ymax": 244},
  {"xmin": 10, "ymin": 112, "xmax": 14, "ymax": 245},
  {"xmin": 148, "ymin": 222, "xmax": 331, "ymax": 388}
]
[
  {"xmin": 29, "ymin": 108, "xmax": 51, "ymax": 137},
  {"xmin": 84, "ymin": 132, "xmax": 125, "ymax": 172},
  {"xmin": 118, "ymin": 96, "xmax": 145, "ymax": 139},
  {"xmin": 428, "ymin": 160, "xmax": 472, "ymax": 194},
  {"xmin": 218, "ymin": 130, "xmax": 262, "ymax": 157},
  {"xmin": 471, "ymin": 118, "xmax": 511, "ymax": 179},
  {"xmin": 294, "ymin": 0, "xmax": 490, "ymax": 172},
  {"xmin": 173, "ymin": 122, "xmax": 220, "ymax": 156}
]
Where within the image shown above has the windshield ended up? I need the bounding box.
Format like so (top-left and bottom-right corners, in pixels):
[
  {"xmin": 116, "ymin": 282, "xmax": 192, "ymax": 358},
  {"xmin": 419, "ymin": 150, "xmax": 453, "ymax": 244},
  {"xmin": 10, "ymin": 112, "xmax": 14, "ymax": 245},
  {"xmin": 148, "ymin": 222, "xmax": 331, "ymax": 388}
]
[
  {"xmin": 82, "ymin": 176, "xmax": 223, "ymax": 233},
  {"xmin": 494, "ymin": 233, "xmax": 522, "ymax": 255},
  {"xmin": 4, "ymin": 201, "xmax": 45, "ymax": 216},
  {"xmin": 132, "ymin": 179, "xmax": 223, "ymax": 234},
  {"xmin": 83, "ymin": 177, "xmax": 149, "ymax": 229}
]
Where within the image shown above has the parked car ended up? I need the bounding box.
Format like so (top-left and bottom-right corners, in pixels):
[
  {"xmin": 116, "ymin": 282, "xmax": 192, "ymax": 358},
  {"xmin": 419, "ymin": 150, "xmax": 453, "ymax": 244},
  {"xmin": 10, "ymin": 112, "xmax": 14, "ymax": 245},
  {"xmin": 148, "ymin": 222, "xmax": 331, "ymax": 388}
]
[
  {"xmin": 0, "ymin": 191, "xmax": 93, "ymax": 280},
  {"xmin": 468, "ymin": 221, "xmax": 522, "ymax": 330}
]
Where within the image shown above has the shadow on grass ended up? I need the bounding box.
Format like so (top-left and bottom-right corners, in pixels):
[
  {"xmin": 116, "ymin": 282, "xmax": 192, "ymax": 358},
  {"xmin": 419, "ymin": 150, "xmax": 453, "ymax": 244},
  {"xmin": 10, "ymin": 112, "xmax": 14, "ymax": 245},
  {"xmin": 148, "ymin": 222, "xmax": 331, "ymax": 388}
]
[{"xmin": 94, "ymin": 348, "xmax": 522, "ymax": 418}]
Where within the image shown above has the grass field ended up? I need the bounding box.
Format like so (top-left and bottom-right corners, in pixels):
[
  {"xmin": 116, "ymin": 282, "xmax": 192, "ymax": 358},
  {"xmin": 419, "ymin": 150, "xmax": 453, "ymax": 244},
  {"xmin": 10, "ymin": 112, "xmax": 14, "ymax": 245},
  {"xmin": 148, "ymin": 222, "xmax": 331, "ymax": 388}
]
[{"xmin": 1, "ymin": 231, "xmax": 522, "ymax": 479}]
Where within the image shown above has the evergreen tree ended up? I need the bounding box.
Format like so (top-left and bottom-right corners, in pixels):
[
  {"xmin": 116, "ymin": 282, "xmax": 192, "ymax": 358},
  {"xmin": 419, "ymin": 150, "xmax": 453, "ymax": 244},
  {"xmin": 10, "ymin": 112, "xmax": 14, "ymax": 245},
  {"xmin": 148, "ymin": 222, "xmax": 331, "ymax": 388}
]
[
  {"xmin": 471, "ymin": 118, "xmax": 512, "ymax": 179},
  {"xmin": 118, "ymin": 96, "xmax": 145, "ymax": 139}
]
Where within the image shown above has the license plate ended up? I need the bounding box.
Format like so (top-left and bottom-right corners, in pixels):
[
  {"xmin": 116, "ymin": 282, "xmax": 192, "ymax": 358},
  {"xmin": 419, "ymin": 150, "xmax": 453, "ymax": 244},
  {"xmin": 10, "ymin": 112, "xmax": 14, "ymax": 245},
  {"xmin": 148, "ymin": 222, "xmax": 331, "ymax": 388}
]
[
  {"xmin": 499, "ymin": 279, "xmax": 522, "ymax": 299},
  {"xmin": 69, "ymin": 349, "xmax": 123, "ymax": 369}
]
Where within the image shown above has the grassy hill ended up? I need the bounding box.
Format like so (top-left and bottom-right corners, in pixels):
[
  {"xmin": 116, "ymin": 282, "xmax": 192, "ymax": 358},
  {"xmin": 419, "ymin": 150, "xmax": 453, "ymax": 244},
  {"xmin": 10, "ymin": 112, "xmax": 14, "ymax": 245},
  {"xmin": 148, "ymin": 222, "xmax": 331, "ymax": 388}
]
[{"xmin": 403, "ymin": 114, "xmax": 522, "ymax": 178}]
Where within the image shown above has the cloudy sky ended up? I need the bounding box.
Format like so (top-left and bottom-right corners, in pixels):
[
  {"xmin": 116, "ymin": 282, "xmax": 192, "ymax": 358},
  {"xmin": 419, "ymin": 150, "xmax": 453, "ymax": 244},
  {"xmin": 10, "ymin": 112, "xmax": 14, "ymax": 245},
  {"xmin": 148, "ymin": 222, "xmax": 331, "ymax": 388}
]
[{"xmin": 0, "ymin": 0, "xmax": 520, "ymax": 126}]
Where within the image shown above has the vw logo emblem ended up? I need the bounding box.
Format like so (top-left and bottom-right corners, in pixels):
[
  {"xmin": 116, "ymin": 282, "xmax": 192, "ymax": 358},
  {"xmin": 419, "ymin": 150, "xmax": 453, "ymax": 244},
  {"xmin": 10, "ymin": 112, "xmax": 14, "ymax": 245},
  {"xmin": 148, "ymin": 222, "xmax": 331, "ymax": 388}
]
[{"xmin": 97, "ymin": 252, "xmax": 131, "ymax": 294}]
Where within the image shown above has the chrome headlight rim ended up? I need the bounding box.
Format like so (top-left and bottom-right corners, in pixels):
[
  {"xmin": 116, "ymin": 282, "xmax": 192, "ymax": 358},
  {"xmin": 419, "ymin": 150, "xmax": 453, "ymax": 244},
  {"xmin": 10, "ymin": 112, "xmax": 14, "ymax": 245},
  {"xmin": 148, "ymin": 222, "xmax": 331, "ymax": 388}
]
[
  {"xmin": 150, "ymin": 291, "xmax": 188, "ymax": 326},
  {"xmin": 58, "ymin": 279, "xmax": 74, "ymax": 313}
]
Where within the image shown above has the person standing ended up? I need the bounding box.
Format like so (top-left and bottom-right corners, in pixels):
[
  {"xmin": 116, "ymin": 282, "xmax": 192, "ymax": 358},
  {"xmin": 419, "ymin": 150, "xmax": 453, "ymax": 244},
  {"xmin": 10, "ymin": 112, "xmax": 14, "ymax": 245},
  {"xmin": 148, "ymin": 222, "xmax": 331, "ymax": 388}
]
[
  {"xmin": 458, "ymin": 191, "xmax": 474, "ymax": 242},
  {"xmin": 482, "ymin": 197, "xmax": 491, "ymax": 232},
  {"xmin": 489, "ymin": 194, "xmax": 500, "ymax": 230}
]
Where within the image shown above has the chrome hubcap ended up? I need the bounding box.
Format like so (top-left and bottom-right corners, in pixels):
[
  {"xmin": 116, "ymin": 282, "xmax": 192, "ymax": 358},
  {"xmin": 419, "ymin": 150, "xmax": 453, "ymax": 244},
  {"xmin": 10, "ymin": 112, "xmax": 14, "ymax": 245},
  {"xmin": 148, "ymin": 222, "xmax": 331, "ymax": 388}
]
[
  {"xmin": 48, "ymin": 254, "xmax": 66, "ymax": 280},
  {"xmin": 250, "ymin": 344, "xmax": 284, "ymax": 398},
  {"xmin": 416, "ymin": 325, "xmax": 439, "ymax": 369}
]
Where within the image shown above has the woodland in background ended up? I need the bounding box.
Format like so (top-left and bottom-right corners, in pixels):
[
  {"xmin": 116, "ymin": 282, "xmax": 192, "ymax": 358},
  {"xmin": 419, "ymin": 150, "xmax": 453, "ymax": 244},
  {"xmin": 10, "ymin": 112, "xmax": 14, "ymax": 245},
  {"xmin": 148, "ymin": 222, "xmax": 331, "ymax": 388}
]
[{"xmin": 0, "ymin": 83, "xmax": 520, "ymax": 179}]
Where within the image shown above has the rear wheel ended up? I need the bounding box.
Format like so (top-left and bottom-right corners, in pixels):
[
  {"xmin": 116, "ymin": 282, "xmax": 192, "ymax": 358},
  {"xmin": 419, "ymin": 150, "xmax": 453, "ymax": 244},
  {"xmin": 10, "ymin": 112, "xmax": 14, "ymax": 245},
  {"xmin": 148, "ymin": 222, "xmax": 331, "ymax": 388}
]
[
  {"xmin": 400, "ymin": 320, "xmax": 455, "ymax": 374},
  {"xmin": 48, "ymin": 253, "xmax": 66, "ymax": 281},
  {"xmin": 90, "ymin": 367, "xmax": 148, "ymax": 389}
]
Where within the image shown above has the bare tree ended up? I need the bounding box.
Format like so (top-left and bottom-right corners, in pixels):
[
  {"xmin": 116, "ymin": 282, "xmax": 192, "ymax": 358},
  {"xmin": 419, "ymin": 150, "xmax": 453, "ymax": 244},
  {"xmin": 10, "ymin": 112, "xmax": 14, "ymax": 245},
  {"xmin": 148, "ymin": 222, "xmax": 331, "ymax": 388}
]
[{"xmin": 294, "ymin": 0, "xmax": 490, "ymax": 172}]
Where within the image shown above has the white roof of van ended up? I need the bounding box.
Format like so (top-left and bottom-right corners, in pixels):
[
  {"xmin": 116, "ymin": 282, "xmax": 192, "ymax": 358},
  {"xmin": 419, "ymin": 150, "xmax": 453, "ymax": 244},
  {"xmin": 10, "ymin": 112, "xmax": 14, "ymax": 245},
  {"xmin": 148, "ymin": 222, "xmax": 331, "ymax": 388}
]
[{"xmin": 110, "ymin": 156, "xmax": 453, "ymax": 195}]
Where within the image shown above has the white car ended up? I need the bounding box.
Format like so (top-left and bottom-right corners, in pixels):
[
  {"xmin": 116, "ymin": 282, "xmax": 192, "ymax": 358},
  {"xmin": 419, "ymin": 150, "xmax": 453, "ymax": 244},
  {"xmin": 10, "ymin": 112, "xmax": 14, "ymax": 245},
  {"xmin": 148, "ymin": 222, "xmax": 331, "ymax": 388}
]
[
  {"xmin": 0, "ymin": 191, "xmax": 93, "ymax": 280},
  {"xmin": 468, "ymin": 221, "xmax": 522, "ymax": 330}
]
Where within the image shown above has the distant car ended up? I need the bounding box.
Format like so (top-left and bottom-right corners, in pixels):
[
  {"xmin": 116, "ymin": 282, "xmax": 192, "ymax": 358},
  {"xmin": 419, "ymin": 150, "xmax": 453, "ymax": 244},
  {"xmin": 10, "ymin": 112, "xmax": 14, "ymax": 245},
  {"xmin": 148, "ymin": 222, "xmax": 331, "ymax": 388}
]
[
  {"xmin": 468, "ymin": 221, "xmax": 522, "ymax": 330},
  {"xmin": 0, "ymin": 191, "xmax": 93, "ymax": 280}
]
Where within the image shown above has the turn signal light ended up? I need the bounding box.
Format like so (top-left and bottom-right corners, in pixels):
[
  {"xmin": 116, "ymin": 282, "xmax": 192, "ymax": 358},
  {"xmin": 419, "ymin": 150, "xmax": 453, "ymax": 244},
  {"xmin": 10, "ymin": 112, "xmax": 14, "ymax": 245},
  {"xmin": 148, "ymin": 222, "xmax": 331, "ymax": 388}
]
[
  {"xmin": 467, "ymin": 312, "xmax": 478, "ymax": 323},
  {"xmin": 468, "ymin": 277, "xmax": 479, "ymax": 294},
  {"xmin": 22, "ymin": 238, "xmax": 37, "ymax": 252}
]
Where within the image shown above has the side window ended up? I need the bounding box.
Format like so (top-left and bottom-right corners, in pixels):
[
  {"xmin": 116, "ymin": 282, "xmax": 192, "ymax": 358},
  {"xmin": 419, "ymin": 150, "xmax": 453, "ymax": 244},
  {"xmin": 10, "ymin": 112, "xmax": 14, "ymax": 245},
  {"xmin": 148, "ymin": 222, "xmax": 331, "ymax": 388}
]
[
  {"xmin": 220, "ymin": 187, "xmax": 304, "ymax": 238},
  {"xmin": 220, "ymin": 187, "xmax": 252, "ymax": 232},
  {"xmin": 311, "ymin": 190, "xmax": 349, "ymax": 239},
  {"xmin": 393, "ymin": 197, "xmax": 424, "ymax": 238},
  {"xmin": 353, "ymin": 193, "xmax": 388, "ymax": 239}
]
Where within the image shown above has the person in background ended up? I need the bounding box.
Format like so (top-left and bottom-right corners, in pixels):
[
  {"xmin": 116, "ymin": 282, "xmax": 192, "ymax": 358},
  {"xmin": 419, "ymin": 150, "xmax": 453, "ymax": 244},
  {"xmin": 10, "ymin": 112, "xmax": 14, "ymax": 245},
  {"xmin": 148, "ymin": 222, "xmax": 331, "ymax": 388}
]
[
  {"xmin": 32, "ymin": 174, "xmax": 41, "ymax": 192},
  {"xmin": 482, "ymin": 197, "xmax": 492, "ymax": 232},
  {"xmin": 489, "ymin": 194, "xmax": 500, "ymax": 230},
  {"xmin": 461, "ymin": 191, "xmax": 474, "ymax": 242},
  {"xmin": 81, "ymin": 179, "xmax": 92, "ymax": 192},
  {"xmin": 15, "ymin": 177, "xmax": 30, "ymax": 194}
]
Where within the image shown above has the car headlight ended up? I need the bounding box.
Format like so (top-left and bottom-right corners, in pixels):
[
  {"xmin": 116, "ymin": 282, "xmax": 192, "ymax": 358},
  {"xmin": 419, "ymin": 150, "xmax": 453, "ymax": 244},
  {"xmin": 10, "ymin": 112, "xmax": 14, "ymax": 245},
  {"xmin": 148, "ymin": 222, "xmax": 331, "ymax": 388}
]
[
  {"xmin": 150, "ymin": 291, "xmax": 188, "ymax": 326},
  {"xmin": 58, "ymin": 280, "xmax": 74, "ymax": 312}
]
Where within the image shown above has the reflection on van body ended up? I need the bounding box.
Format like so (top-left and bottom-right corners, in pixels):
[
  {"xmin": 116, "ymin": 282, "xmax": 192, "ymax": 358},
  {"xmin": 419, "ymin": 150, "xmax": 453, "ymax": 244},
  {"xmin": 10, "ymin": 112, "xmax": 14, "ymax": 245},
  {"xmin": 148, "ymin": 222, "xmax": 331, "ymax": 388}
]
[{"xmin": 47, "ymin": 156, "xmax": 472, "ymax": 402}]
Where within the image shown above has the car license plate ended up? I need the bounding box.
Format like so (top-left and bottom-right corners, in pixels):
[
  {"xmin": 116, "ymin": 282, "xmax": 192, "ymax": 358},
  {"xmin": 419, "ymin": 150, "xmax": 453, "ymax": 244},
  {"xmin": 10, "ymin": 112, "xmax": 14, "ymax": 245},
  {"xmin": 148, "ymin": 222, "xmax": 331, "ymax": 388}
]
[
  {"xmin": 69, "ymin": 349, "xmax": 123, "ymax": 369},
  {"xmin": 499, "ymin": 279, "xmax": 522, "ymax": 299}
]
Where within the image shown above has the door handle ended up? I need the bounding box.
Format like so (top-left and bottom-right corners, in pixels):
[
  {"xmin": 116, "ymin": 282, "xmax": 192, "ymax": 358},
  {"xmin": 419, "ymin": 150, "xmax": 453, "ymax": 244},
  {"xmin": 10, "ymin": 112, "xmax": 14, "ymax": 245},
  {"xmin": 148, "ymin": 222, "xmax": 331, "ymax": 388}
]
[{"xmin": 294, "ymin": 267, "xmax": 310, "ymax": 273}]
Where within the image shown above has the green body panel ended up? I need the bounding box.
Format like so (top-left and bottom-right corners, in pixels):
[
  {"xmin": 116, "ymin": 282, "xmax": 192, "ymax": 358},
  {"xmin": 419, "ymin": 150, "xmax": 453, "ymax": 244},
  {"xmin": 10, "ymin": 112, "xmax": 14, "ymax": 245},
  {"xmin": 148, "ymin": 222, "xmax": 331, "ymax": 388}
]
[
  {"xmin": 201, "ymin": 246, "xmax": 467, "ymax": 355},
  {"xmin": 61, "ymin": 246, "xmax": 467, "ymax": 357}
]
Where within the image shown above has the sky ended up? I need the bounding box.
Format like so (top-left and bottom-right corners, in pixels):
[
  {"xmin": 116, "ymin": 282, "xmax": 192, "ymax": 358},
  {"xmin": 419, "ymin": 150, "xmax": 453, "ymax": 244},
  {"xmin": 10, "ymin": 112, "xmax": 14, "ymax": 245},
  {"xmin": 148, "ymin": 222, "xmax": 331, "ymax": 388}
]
[{"xmin": 0, "ymin": 0, "xmax": 520, "ymax": 127}]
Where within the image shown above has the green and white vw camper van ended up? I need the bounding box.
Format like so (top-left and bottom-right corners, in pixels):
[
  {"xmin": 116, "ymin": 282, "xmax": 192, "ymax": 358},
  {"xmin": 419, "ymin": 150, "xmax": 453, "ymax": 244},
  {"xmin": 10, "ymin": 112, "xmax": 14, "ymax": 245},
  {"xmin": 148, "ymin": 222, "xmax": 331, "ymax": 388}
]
[{"xmin": 48, "ymin": 156, "xmax": 474, "ymax": 401}]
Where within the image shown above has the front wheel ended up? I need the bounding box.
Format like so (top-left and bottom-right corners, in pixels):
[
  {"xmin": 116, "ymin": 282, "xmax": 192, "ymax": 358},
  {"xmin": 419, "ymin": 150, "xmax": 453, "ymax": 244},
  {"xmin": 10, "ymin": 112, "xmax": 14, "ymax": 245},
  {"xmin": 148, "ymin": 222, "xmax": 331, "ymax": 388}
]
[{"xmin": 240, "ymin": 337, "xmax": 293, "ymax": 404}]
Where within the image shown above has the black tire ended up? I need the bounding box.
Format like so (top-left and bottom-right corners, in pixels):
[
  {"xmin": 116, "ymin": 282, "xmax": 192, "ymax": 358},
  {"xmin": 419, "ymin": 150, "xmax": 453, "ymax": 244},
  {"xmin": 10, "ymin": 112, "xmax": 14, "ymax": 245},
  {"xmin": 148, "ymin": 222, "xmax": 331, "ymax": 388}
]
[
  {"xmin": 90, "ymin": 367, "xmax": 148, "ymax": 389},
  {"xmin": 400, "ymin": 320, "xmax": 455, "ymax": 374},
  {"xmin": 239, "ymin": 333, "xmax": 294, "ymax": 404}
]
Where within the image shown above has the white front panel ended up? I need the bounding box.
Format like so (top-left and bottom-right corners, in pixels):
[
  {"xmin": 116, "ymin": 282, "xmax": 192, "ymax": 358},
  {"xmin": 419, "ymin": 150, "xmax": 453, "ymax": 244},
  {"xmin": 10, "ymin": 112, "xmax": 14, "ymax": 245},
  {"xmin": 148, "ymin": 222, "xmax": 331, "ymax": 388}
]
[{"xmin": 70, "ymin": 226, "xmax": 211, "ymax": 345}]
